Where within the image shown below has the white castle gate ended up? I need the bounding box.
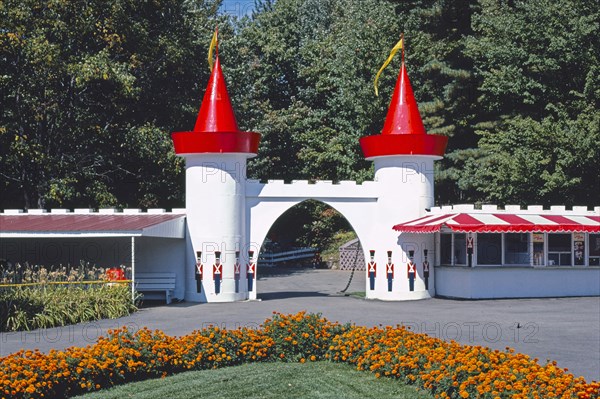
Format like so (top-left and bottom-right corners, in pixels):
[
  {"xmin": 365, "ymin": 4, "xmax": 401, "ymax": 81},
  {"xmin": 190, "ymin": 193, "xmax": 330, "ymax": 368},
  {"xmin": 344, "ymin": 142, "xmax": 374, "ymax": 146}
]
[{"xmin": 171, "ymin": 50, "xmax": 448, "ymax": 303}]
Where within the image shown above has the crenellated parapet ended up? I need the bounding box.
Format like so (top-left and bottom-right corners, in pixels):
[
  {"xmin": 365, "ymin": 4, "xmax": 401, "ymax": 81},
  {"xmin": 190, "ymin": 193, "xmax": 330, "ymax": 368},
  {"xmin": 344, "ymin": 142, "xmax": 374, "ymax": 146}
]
[
  {"xmin": 1, "ymin": 208, "xmax": 187, "ymax": 215},
  {"xmin": 245, "ymin": 179, "xmax": 379, "ymax": 199},
  {"xmin": 428, "ymin": 204, "xmax": 599, "ymax": 215}
]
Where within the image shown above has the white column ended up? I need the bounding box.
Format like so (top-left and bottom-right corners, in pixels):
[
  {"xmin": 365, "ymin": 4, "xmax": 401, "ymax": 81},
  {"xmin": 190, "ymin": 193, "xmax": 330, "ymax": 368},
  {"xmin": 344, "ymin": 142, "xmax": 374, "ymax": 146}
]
[
  {"xmin": 366, "ymin": 155, "xmax": 437, "ymax": 300},
  {"xmin": 183, "ymin": 153, "xmax": 251, "ymax": 302}
]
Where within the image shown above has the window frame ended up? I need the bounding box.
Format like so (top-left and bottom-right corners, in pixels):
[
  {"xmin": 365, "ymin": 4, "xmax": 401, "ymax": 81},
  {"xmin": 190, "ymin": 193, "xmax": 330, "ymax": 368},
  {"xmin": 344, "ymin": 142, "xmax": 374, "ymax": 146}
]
[
  {"xmin": 504, "ymin": 232, "xmax": 531, "ymax": 266},
  {"xmin": 476, "ymin": 233, "xmax": 503, "ymax": 266},
  {"xmin": 547, "ymin": 233, "xmax": 573, "ymax": 267},
  {"xmin": 588, "ymin": 233, "xmax": 600, "ymax": 266}
]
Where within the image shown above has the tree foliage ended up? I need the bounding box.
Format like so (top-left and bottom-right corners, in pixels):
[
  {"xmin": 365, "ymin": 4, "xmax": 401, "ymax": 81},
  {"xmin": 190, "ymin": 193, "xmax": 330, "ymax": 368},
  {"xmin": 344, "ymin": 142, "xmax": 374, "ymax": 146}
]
[
  {"xmin": 0, "ymin": 0, "xmax": 223, "ymax": 209},
  {"xmin": 461, "ymin": 110, "xmax": 600, "ymax": 206},
  {"xmin": 453, "ymin": 0, "xmax": 599, "ymax": 205},
  {"xmin": 1, "ymin": 0, "xmax": 597, "ymax": 214}
]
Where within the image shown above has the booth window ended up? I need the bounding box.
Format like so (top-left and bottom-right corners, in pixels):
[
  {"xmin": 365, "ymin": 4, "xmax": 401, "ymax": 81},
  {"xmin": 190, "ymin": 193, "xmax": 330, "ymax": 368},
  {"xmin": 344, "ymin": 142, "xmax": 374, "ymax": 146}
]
[
  {"xmin": 532, "ymin": 233, "xmax": 545, "ymax": 266},
  {"xmin": 548, "ymin": 233, "xmax": 572, "ymax": 266},
  {"xmin": 589, "ymin": 234, "xmax": 600, "ymax": 266},
  {"xmin": 440, "ymin": 234, "xmax": 452, "ymax": 265},
  {"xmin": 505, "ymin": 233, "xmax": 529, "ymax": 265},
  {"xmin": 454, "ymin": 234, "xmax": 467, "ymax": 265},
  {"xmin": 477, "ymin": 233, "xmax": 502, "ymax": 265}
]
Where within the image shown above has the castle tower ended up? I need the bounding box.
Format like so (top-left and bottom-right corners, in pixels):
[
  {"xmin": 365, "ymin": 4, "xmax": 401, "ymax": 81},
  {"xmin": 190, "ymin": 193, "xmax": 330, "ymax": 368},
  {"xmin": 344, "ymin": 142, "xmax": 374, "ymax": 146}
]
[
  {"xmin": 172, "ymin": 53, "xmax": 260, "ymax": 302},
  {"xmin": 360, "ymin": 52, "xmax": 447, "ymax": 300}
]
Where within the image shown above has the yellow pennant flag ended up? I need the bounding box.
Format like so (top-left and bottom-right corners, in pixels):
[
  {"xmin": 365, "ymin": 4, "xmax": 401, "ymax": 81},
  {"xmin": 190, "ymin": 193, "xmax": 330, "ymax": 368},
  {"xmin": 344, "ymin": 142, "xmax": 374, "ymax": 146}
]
[
  {"xmin": 208, "ymin": 28, "xmax": 218, "ymax": 72},
  {"xmin": 374, "ymin": 37, "xmax": 403, "ymax": 96}
]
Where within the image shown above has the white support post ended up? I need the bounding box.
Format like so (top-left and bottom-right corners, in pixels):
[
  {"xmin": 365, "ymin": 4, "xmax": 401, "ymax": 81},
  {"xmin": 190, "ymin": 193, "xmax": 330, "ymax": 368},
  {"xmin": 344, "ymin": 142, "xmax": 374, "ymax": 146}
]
[
  {"xmin": 131, "ymin": 236, "xmax": 136, "ymax": 302},
  {"xmin": 529, "ymin": 232, "xmax": 534, "ymax": 266}
]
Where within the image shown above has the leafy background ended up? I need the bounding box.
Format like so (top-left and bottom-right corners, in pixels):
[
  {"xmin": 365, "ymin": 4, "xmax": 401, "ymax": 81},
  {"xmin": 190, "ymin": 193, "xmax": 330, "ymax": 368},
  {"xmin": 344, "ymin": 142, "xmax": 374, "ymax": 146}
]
[{"xmin": 1, "ymin": 0, "xmax": 598, "ymax": 214}]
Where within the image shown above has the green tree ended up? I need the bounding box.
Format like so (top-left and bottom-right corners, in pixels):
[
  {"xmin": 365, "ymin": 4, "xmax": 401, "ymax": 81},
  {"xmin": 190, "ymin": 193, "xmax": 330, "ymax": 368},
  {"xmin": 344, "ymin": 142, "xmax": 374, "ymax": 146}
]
[
  {"xmin": 390, "ymin": 0, "xmax": 479, "ymax": 203},
  {"xmin": 0, "ymin": 0, "xmax": 224, "ymax": 209},
  {"xmin": 461, "ymin": 108, "xmax": 599, "ymax": 206},
  {"xmin": 465, "ymin": 0, "xmax": 598, "ymax": 119},
  {"xmin": 3, "ymin": 0, "xmax": 596, "ymax": 215},
  {"xmin": 453, "ymin": 0, "xmax": 599, "ymax": 205}
]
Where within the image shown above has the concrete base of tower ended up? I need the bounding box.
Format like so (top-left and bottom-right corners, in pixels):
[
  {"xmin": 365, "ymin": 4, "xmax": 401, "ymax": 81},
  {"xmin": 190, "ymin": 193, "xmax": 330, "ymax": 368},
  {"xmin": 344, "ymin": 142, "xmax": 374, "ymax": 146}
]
[
  {"xmin": 183, "ymin": 274, "xmax": 250, "ymax": 303},
  {"xmin": 366, "ymin": 290, "xmax": 433, "ymax": 301},
  {"xmin": 203, "ymin": 293, "xmax": 249, "ymax": 303},
  {"xmin": 184, "ymin": 291, "xmax": 249, "ymax": 303}
]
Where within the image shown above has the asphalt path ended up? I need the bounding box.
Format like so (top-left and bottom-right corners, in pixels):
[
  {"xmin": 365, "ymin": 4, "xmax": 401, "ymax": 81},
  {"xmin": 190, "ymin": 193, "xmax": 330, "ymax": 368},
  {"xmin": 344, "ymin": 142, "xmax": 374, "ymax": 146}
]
[{"xmin": 1, "ymin": 267, "xmax": 598, "ymax": 381}]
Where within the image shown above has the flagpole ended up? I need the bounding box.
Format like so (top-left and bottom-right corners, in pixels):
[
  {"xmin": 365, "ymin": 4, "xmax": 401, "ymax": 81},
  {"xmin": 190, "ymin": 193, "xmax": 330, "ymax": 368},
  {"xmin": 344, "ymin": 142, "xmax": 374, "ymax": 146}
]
[
  {"xmin": 208, "ymin": 26, "xmax": 219, "ymax": 71},
  {"xmin": 401, "ymin": 32, "xmax": 405, "ymax": 63}
]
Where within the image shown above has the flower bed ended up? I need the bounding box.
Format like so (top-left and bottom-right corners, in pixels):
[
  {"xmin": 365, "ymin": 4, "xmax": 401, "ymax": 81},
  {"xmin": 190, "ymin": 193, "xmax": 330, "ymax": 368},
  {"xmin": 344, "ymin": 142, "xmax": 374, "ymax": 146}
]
[
  {"xmin": 1, "ymin": 312, "xmax": 598, "ymax": 399},
  {"xmin": 327, "ymin": 325, "xmax": 599, "ymax": 399}
]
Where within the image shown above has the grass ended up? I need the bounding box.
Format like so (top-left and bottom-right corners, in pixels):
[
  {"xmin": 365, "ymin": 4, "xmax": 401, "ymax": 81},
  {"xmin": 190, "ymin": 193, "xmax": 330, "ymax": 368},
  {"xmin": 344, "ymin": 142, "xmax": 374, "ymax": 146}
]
[
  {"xmin": 74, "ymin": 361, "xmax": 434, "ymax": 399},
  {"xmin": 346, "ymin": 291, "xmax": 366, "ymax": 298}
]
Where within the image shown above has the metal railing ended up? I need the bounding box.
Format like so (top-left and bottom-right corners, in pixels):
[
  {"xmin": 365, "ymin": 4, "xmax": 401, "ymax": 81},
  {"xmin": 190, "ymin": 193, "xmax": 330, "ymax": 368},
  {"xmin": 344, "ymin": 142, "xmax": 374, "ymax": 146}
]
[{"xmin": 258, "ymin": 247, "xmax": 318, "ymax": 267}]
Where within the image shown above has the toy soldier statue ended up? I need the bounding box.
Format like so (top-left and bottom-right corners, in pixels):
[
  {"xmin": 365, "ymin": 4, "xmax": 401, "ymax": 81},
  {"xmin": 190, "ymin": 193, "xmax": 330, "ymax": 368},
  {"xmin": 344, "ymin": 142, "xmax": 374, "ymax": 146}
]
[
  {"xmin": 247, "ymin": 250, "xmax": 256, "ymax": 292},
  {"xmin": 407, "ymin": 250, "xmax": 416, "ymax": 292},
  {"xmin": 467, "ymin": 234, "xmax": 474, "ymax": 267},
  {"xmin": 195, "ymin": 251, "xmax": 203, "ymax": 293},
  {"xmin": 386, "ymin": 250, "xmax": 394, "ymax": 292},
  {"xmin": 213, "ymin": 251, "xmax": 222, "ymax": 294},
  {"xmin": 367, "ymin": 250, "xmax": 376, "ymax": 291},
  {"xmin": 234, "ymin": 251, "xmax": 241, "ymax": 293},
  {"xmin": 423, "ymin": 249, "xmax": 430, "ymax": 290}
]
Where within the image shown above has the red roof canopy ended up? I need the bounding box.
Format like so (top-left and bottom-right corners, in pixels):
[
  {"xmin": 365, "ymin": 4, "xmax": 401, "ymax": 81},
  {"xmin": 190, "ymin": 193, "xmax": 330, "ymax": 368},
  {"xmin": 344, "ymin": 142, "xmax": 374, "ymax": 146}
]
[
  {"xmin": 0, "ymin": 214, "xmax": 185, "ymax": 237},
  {"xmin": 393, "ymin": 212, "xmax": 600, "ymax": 234}
]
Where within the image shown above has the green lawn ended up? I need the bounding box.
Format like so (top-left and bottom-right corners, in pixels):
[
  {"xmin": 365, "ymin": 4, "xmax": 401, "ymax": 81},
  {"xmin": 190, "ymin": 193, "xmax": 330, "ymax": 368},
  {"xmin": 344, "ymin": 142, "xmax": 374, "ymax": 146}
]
[
  {"xmin": 347, "ymin": 291, "xmax": 366, "ymax": 298},
  {"xmin": 74, "ymin": 361, "xmax": 434, "ymax": 399}
]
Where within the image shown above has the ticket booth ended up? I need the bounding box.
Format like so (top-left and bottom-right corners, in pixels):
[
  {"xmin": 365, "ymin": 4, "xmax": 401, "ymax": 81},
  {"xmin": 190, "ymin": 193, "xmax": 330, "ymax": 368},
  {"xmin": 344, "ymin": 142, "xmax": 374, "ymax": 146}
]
[{"xmin": 393, "ymin": 205, "xmax": 600, "ymax": 298}]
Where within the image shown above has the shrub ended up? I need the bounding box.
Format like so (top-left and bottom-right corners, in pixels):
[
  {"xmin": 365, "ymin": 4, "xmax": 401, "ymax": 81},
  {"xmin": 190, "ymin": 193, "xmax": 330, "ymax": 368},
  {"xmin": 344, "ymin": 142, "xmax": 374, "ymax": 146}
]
[
  {"xmin": 0, "ymin": 284, "xmax": 137, "ymax": 332},
  {"xmin": 0, "ymin": 262, "xmax": 136, "ymax": 332}
]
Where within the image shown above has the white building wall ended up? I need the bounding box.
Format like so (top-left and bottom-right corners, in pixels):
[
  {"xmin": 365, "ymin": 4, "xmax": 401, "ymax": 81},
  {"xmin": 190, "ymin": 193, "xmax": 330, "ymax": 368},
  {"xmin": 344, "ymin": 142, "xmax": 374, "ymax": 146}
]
[
  {"xmin": 435, "ymin": 266, "xmax": 600, "ymax": 298},
  {"xmin": 245, "ymin": 167, "xmax": 439, "ymax": 301},
  {"xmin": 136, "ymin": 237, "xmax": 186, "ymax": 300},
  {"xmin": 245, "ymin": 180, "xmax": 378, "ymax": 300}
]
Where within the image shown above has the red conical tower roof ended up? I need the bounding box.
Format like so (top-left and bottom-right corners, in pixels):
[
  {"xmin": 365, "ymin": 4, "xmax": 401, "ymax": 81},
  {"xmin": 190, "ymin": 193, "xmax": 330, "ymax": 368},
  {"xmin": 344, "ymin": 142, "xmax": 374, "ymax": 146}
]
[
  {"xmin": 172, "ymin": 53, "xmax": 260, "ymax": 155},
  {"xmin": 193, "ymin": 56, "xmax": 240, "ymax": 133},
  {"xmin": 360, "ymin": 52, "xmax": 447, "ymax": 159},
  {"xmin": 380, "ymin": 63, "xmax": 426, "ymax": 135}
]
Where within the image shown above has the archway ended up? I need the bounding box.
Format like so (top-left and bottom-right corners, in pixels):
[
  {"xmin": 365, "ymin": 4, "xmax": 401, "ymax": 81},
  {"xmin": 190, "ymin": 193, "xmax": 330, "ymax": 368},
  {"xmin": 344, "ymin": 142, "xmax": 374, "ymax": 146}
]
[{"xmin": 248, "ymin": 199, "xmax": 368, "ymax": 300}]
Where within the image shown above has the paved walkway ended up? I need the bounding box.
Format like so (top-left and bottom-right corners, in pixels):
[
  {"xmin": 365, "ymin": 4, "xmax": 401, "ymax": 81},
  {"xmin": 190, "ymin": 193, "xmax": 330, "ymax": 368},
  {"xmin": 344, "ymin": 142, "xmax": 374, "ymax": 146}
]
[{"xmin": 1, "ymin": 268, "xmax": 599, "ymax": 381}]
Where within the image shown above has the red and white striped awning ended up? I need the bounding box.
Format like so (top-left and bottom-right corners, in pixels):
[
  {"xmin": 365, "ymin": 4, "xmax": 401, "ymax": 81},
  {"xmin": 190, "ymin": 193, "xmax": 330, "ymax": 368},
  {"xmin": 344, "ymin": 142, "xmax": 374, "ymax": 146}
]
[{"xmin": 393, "ymin": 213, "xmax": 600, "ymax": 234}]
